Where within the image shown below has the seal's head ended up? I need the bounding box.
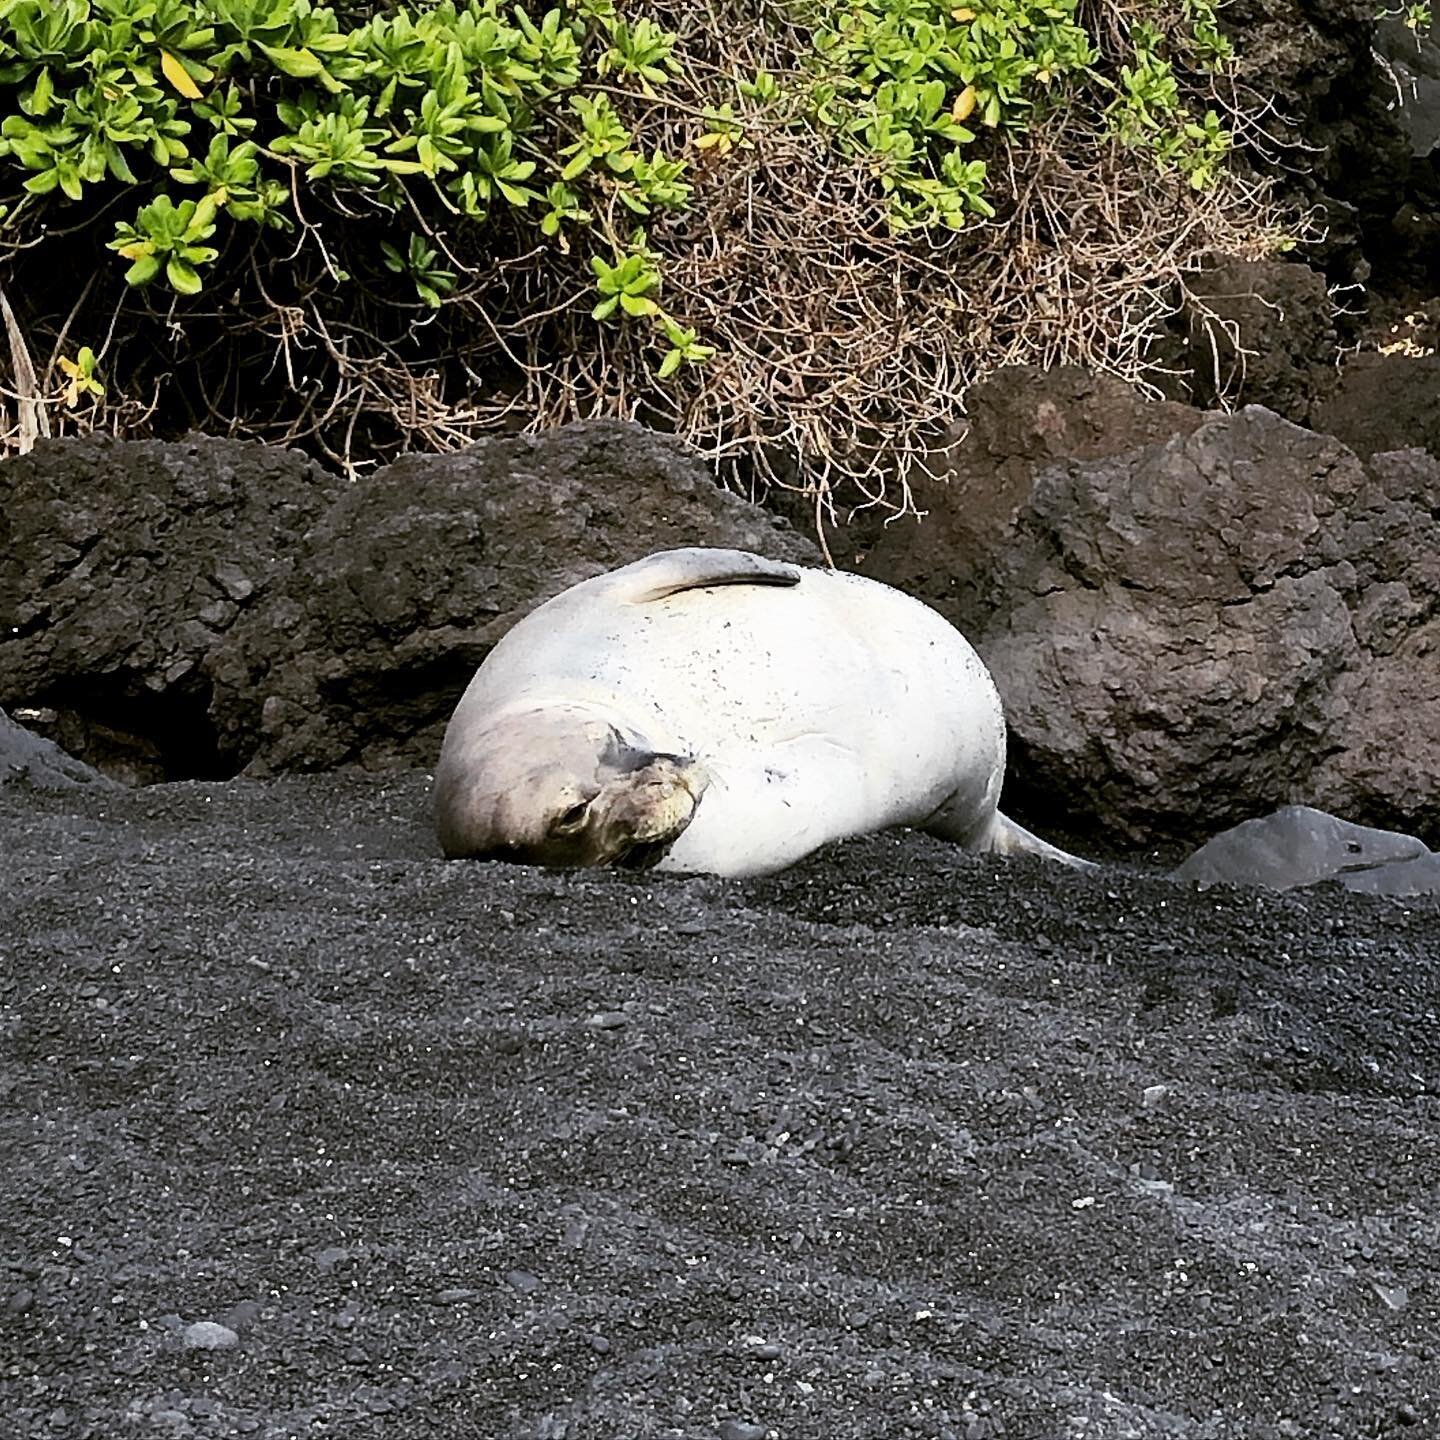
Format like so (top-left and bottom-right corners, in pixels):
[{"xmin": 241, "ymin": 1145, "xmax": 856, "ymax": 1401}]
[{"xmin": 435, "ymin": 707, "xmax": 708, "ymax": 871}]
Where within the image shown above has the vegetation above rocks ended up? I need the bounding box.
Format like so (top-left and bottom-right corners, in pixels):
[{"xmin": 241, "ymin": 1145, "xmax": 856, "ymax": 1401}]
[{"xmin": 0, "ymin": 0, "xmax": 1289, "ymax": 508}]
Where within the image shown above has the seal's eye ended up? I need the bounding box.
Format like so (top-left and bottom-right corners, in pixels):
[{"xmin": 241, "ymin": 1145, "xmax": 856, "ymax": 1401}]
[{"xmin": 552, "ymin": 801, "xmax": 591, "ymax": 834}]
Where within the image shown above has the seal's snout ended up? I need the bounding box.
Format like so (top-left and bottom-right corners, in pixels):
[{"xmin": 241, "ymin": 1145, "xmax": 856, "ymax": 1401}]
[
  {"xmin": 594, "ymin": 752, "xmax": 708, "ymax": 869},
  {"xmin": 637, "ymin": 752, "xmax": 709, "ymax": 800}
]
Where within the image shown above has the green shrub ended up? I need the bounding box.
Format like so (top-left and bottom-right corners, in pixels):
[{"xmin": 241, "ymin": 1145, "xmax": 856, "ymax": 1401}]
[{"xmin": 0, "ymin": 0, "xmax": 1289, "ymax": 509}]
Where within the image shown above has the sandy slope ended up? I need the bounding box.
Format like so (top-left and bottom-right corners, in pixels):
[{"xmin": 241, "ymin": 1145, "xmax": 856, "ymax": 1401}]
[{"xmin": 2, "ymin": 774, "xmax": 1437, "ymax": 1439}]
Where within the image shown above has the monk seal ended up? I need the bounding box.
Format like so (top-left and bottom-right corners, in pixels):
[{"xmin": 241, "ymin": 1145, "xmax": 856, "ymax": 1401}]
[{"xmin": 434, "ymin": 547, "xmax": 1091, "ymax": 877}]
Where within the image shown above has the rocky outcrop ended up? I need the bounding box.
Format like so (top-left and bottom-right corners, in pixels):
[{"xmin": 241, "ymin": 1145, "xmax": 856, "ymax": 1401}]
[
  {"xmin": 868, "ymin": 397, "xmax": 1440, "ymax": 847},
  {"xmin": 1141, "ymin": 9, "xmax": 1440, "ymax": 418},
  {"xmin": 1309, "ymin": 350, "xmax": 1440, "ymax": 459},
  {"xmin": 1224, "ymin": 0, "xmax": 1415, "ymax": 288},
  {"xmin": 0, "ymin": 423, "xmax": 816, "ymax": 780},
  {"xmin": 1376, "ymin": 12, "xmax": 1440, "ymax": 160},
  {"xmin": 1368, "ymin": 13, "xmax": 1440, "ymax": 291},
  {"xmin": 1169, "ymin": 257, "xmax": 1338, "ymax": 420},
  {"xmin": 0, "ymin": 434, "xmax": 340, "ymax": 781},
  {"xmin": 862, "ymin": 366, "xmax": 1204, "ymax": 612},
  {"xmin": 1304, "ymin": 450, "xmax": 1440, "ymax": 829},
  {"xmin": 5, "ymin": 393, "xmax": 1434, "ymax": 850}
]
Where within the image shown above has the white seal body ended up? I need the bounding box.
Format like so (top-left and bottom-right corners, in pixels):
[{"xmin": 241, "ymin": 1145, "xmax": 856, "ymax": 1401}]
[{"xmin": 441, "ymin": 549, "xmax": 1028, "ymax": 877}]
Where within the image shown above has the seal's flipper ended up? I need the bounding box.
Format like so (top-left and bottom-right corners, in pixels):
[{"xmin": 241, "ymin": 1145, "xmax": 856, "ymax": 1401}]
[
  {"xmin": 613, "ymin": 548, "xmax": 804, "ymax": 604},
  {"xmin": 982, "ymin": 811, "xmax": 1097, "ymax": 871}
]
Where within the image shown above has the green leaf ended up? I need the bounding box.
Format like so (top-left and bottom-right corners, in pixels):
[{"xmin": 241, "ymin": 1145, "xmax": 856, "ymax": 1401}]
[
  {"xmin": 619, "ymin": 292, "xmax": 656, "ymax": 317},
  {"xmin": 497, "ymin": 180, "xmax": 534, "ymax": 206},
  {"xmin": 257, "ymin": 44, "xmax": 325, "ymax": 79},
  {"xmin": 166, "ymin": 256, "xmax": 203, "ymax": 294},
  {"xmin": 27, "ymin": 67, "xmax": 54, "ymax": 116},
  {"xmin": 258, "ymin": 44, "xmax": 342, "ymax": 92},
  {"xmin": 592, "ymin": 295, "xmax": 620, "ymax": 320},
  {"xmin": 105, "ymin": 144, "xmax": 138, "ymax": 184},
  {"xmin": 657, "ymin": 347, "xmax": 682, "ymax": 379},
  {"xmin": 190, "ymin": 192, "xmax": 220, "ymax": 235},
  {"xmin": 125, "ymin": 253, "xmax": 162, "ymax": 286}
]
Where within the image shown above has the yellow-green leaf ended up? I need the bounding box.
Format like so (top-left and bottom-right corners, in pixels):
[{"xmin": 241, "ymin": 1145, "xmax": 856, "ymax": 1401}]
[
  {"xmin": 257, "ymin": 43, "xmax": 324, "ymax": 79},
  {"xmin": 125, "ymin": 254, "xmax": 162, "ymax": 286},
  {"xmin": 161, "ymin": 51, "xmax": 203, "ymax": 100},
  {"xmin": 30, "ymin": 67, "xmax": 54, "ymax": 115},
  {"xmin": 167, "ymin": 257, "xmax": 203, "ymax": 295},
  {"xmin": 619, "ymin": 293, "xmax": 657, "ymax": 317}
]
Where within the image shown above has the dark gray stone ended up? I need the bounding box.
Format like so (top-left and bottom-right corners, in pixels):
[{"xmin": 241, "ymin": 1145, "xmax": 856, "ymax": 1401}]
[
  {"xmin": 1174, "ymin": 805, "xmax": 1438, "ymax": 895},
  {"xmin": 1310, "ymin": 352, "xmax": 1440, "ymax": 463},
  {"xmin": 0, "ymin": 707, "xmax": 115, "ymax": 789},
  {"xmin": 1376, "ymin": 16, "xmax": 1440, "ymax": 157},
  {"xmin": 0, "ymin": 433, "xmax": 338, "ymax": 782},
  {"xmin": 180, "ymin": 1321, "xmax": 238, "ymax": 1350},
  {"xmin": 1171, "ymin": 257, "xmax": 1336, "ymax": 419}
]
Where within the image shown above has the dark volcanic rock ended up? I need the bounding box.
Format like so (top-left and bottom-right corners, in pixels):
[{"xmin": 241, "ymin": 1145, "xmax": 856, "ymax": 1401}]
[
  {"xmin": 0, "ymin": 433, "xmax": 337, "ymax": 781},
  {"xmin": 1174, "ymin": 804, "xmax": 1438, "ymax": 895},
  {"xmin": 0, "ymin": 706, "xmax": 115, "ymax": 789},
  {"xmin": 1221, "ymin": 0, "xmax": 1413, "ymax": 286},
  {"xmin": 2, "ymin": 771, "xmax": 1437, "ymax": 1438},
  {"xmin": 1170, "ymin": 257, "xmax": 1337, "ymax": 420},
  {"xmin": 1309, "ymin": 350, "xmax": 1440, "ymax": 460},
  {"xmin": 860, "ymin": 366, "xmax": 1203, "ymax": 614},
  {"xmin": 1377, "ymin": 13, "xmax": 1440, "ymax": 159},
  {"xmin": 207, "ymin": 420, "xmax": 817, "ymax": 775},
  {"xmin": 870, "ymin": 405, "xmax": 1440, "ymax": 848},
  {"xmin": 1366, "ymin": 14, "xmax": 1440, "ymax": 290}
]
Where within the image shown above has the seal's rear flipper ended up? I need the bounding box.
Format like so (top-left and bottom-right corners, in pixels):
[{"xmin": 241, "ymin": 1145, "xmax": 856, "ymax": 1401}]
[
  {"xmin": 615, "ymin": 548, "xmax": 804, "ymax": 604},
  {"xmin": 985, "ymin": 812, "xmax": 1098, "ymax": 871}
]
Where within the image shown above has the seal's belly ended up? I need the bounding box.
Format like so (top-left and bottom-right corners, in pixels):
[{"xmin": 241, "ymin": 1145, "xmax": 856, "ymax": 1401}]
[{"xmin": 596, "ymin": 574, "xmax": 1003, "ymax": 861}]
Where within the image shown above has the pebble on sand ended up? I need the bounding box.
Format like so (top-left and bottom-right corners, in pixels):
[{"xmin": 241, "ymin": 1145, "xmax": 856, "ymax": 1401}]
[
  {"xmin": 182, "ymin": 1320, "xmax": 240, "ymax": 1350},
  {"xmin": 717, "ymin": 1421, "xmax": 767, "ymax": 1440},
  {"xmin": 586, "ymin": 1011, "xmax": 630, "ymax": 1030}
]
